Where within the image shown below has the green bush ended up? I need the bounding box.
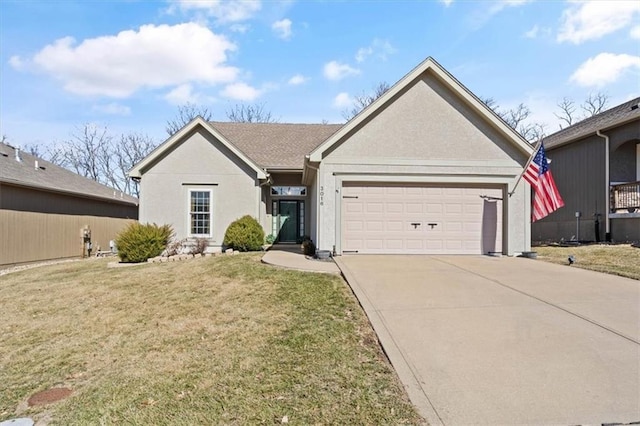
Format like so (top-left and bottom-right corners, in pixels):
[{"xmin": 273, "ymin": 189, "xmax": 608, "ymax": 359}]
[
  {"xmin": 115, "ymin": 223, "xmax": 174, "ymax": 263},
  {"xmin": 223, "ymin": 215, "xmax": 265, "ymax": 252},
  {"xmin": 265, "ymin": 234, "xmax": 276, "ymax": 245}
]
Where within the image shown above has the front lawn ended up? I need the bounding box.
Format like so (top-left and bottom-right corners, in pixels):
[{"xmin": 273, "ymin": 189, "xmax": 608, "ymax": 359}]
[
  {"xmin": 534, "ymin": 244, "xmax": 640, "ymax": 280},
  {"xmin": 0, "ymin": 254, "xmax": 423, "ymax": 425}
]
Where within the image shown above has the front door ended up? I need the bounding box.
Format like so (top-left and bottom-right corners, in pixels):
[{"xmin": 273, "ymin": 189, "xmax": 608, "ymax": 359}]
[{"xmin": 278, "ymin": 200, "xmax": 298, "ymax": 242}]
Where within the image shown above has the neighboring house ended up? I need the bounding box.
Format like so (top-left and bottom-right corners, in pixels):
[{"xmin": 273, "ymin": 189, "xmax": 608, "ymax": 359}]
[
  {"xmin": 0, "ymin": 143, "xmax": 138, "ymax": 266},
  {"xmin": 130, "ymin": 57, "xmax": 533, "ymax": 256},
  {"xmin": 532, "ymin": 97, "xmax": 640, "ymax": 243}
]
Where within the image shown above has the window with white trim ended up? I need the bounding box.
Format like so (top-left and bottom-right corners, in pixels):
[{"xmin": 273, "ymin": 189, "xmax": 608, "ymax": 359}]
[{"xmin": 189, "ymin": 190, "xmax": 212, "ymax": 236}]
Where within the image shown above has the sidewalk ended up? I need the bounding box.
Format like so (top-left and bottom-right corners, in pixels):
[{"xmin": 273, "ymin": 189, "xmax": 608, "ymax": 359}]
[{"xmin": 261, "ymin": 244, "xmax": 340, "ymax": 274}]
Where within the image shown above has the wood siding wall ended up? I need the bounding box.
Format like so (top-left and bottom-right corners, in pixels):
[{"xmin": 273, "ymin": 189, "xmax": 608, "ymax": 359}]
[
  {"xmin": 0, "ymin": 210, "xmax": 135, "ymax": 266},
  {"xmin": 0, "ymin": 184, "xmax": 138, "ymax": 219},
  {"xmin": 532, "ymin": 136, "xmax": 606, "ymax": 242}
]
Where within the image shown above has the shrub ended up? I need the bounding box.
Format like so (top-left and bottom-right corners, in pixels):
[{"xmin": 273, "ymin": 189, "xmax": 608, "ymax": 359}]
[
  {"xmin": 265, "ymin": 234, "xmax": 276, "ymax": 245},
  {"xmin": 223, "ymin": 215, "xmax": 265, "ymax": 252},
  {"xmin": 115, "ymin": 223, "xmax": 174, "ymax": 263},
  {"xmin": 190, "ymin": 237, "xmax": 209, "ymax": 255},
  {"xmin": 301, "ymin": 239, "xmax": 316, "ymax": 256}
]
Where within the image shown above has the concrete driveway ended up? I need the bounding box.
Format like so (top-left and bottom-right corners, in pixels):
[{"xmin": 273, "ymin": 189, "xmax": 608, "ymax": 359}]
[{"xmin": 335, "ymin": 255, "xmax": 640, "ymax": 425}]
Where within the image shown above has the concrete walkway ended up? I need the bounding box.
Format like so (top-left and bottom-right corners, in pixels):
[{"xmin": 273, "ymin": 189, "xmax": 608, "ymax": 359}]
[
  {"xmin": 335, "ymin": 255, "xmax": 640, "ymax": 426},
  {"xmin": 261, "ymin": 244, "xmax": 340, "ymax": 274}
]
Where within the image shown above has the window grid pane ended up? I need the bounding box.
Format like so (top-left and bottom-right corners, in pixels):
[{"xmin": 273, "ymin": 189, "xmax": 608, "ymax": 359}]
[
  {"xmin": 299, "ymin": 202, "xmax": 304, "ymax": 237},
  {"xmin": 190, "ymin": 191, "xmax": 211, "ymax": 235}
]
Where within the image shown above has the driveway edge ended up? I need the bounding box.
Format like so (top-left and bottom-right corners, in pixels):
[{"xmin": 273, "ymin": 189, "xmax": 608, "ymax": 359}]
[{"xmin": 334, "ymin": 257, "xmax": 443, "ymax": 426}]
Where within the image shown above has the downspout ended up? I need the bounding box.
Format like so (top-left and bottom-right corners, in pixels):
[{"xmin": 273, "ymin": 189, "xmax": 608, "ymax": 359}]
[{"xmin": 596, "ymin": 130, "xmax": 610, "ymax": 241}]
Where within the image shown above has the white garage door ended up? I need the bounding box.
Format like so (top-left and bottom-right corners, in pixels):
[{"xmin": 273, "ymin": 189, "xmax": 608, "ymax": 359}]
[{"xmin": 341, "ymin": 183, "xmax": 503, "ymax": 254}]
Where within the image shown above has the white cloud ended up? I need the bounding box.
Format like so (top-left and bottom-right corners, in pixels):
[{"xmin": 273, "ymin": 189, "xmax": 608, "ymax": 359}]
[
  {"xmin": 333, "ymin": 92, "xmax": 352, "ymax": 109},
  {"xmin": 570, "ymin": 53, "xmax": 640, "ymax": 87},
  {"xmin": 557, "ymin": 1, "xmax": 640, "ymax": 44},
  {"xmin": 323, "ymin": 61, "xmax": 360, "ymax": 81},
  {"xmin": 8, "ymin": 55, "xmax": 24, "ymax": 70},
  {"xmin": 630, "ymin": 25, "xmax": 640, "ymax": 40},
  {"xmin": 467, "ymin": 0, "xmax": 532, "ymax": 31},
  {"xmin": 165, "ymin": 84, "xmax": 200, "ymax": 105},
  {"xmin": 13, "ymin": 23, "xmax": 238, "ymax": 98},
  {"xmin": 272, "ymin": 18, "xmax": 292, "ymax": 40},
  {"xmin": 168, "ymin": 0, "xmax": 261, "ymax": 24},
  {"xmin": 92, "ymin": 102, "xmax": 131, "ymax": 116},
  {"xmin": 220, "ymin": 82, "xmax": 262, "ymax": 101},
  {"xmin": 288, "ymin": 74, "xmax": 307, "ymax": 85},
  {"xmin": 355, "ymin": 39, "xmax": 396, "ymax": 63},
  {"xmin": 524, "ymin": 25, "xmax": 539, "ymax": 39},
  {"xmin": 439, "ymin": 0, "xmax": 454, "ymax": 6}
]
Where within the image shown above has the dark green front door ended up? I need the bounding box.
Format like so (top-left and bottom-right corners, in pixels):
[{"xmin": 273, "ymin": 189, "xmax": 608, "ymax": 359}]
[{"xmin": 278, "ymin": 200, "xmax": 298, "ymax": 242}]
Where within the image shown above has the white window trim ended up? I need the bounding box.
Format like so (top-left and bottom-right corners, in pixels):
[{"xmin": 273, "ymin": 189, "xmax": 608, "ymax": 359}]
[{"xmin": 188, "ymin": 188, "xmax": 213, "ymax": 238}]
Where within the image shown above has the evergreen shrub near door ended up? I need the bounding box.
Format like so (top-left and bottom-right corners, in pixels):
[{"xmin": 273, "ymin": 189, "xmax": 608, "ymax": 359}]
[
  {"xmin": 115, "ymin": 223, "xmax": 174, "ymax": 263},
  {"xmin": 223, "ymin": 215, "xmax": 265, "ymax": 252}
]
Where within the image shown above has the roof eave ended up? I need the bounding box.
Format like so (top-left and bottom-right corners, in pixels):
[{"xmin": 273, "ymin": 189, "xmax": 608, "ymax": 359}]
[
  {"xmin": 545, "ymin": 114, "xmax": 640, "ymax": 150},
  {"xmin": 309, "ymin": 57, "xmax": 533, "ymax": 162},
  {"xmin": 128, "ymin": 116, "xmax": 267, "ymax": 180},
  {"xmin": 0, "ymin": 178, "xmax": 139, "ymax": 206}
]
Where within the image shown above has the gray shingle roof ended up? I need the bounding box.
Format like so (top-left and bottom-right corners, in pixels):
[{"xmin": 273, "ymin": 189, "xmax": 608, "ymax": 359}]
[
  {"xmin": 0, "ymin": 143, "xmax": 138, "ymax": 205},
  {"xmin": 209, "ymin": 122, "xmax": 343, "ymax": 169},
  {"xmin": 544, "ymin": 96, "xmax": 640, "ymax": 149}
]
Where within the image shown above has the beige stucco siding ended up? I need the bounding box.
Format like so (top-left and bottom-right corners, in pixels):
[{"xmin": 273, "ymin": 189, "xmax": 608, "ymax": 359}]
[
  {"xmin": 316, "ymin": 71, "xmax": 530, "ymax": 255},
  {"xmin": 139, "ymin": 129, "xmax": 261, "ymax": 247},
  {"xmin": 325, "ymin": 74, "xmax": 524, "ymax": 164}
]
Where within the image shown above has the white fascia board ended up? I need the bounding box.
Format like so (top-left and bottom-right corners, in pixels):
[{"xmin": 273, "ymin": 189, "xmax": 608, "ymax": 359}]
[
  {"xmin": 309, "ymin": 57, "xmax": 533, "ymax": 162},
  {"xmin": 128, "ymin": 116, "xmax": 267, "ymax": 180}
]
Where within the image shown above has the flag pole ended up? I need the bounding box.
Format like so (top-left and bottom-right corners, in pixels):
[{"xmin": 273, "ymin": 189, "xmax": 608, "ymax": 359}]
[{"xmin": 509, "ymin": 139, "xmax": 543, "ymax": 197}]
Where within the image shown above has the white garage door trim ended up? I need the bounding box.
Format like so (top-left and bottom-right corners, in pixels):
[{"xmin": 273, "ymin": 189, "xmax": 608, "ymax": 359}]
[{"xmin": 340, "ymin": 182, "xmax": 504, "ymax": 255}]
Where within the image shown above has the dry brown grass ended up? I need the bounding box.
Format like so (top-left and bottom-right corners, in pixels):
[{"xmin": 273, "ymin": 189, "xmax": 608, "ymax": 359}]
[
  {"xmin": 534, "ymin": 244, "xmax": 640, "ymax": 280},
  {"xmin": 0, "ymin": 254, "xmax": 423, "ymax": 425}
]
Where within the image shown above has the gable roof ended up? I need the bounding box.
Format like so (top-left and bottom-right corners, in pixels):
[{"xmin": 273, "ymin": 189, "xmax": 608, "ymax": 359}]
[
  {"xmin": 210, "ymin": 122, "xmax": 342, "ymax": 169},
  {"xmin": 308, "ymin": 56, "xmax": 533, "ymax": 162},
  {"xmin": 0, "ymin": 142, "xmax": 138, "ymax": 206},
  {"xmin": 544, "ymin": 96, "xmax": 640, "ymax": 150},
  {"xmin": 129, "ymin": 116, "xmax": 268, "ymax": 179}
]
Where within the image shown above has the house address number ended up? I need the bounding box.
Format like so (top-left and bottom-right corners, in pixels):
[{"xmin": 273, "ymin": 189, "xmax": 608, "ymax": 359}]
[{"xmin": 320, "ymin": 186, "xmax": 324, "ymax": 206}]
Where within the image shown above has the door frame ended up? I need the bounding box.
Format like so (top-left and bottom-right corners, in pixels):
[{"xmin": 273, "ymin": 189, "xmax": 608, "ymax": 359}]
[{"xmin": 274, "ymin": 199, "xmax": 305, "ymax": 243}]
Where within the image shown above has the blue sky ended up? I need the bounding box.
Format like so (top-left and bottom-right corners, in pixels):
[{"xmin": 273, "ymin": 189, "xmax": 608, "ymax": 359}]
[{"xmin": 1, "ymin": 0, "xmax": 639, "ymax": 149}]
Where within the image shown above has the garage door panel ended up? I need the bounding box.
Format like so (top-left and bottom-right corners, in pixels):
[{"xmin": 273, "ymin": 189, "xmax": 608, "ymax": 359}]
[{"xmin": 342, "ymin": 184, "xmax": 503, "ymax": 255}]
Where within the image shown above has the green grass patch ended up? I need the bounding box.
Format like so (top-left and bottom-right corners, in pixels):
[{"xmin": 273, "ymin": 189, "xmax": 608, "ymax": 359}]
[
  {"xmin": 535, "ymin": 244, "xmax": 640, "ymax": 280},
  {"xmin": 0, "ymin": 255, "xmax": 422, "ymax": 424}
]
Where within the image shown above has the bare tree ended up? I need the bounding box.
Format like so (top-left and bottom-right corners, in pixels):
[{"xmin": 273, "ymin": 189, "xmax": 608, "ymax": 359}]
[
  {"xmin": 53, "ymin": 124, "xmax": 112, "ymax": 181},
  {"xmin": 342, "ymin": 81, "xmax": 390, "ymax": 120},
  {"xmin": 555, "ymin": 97, "xmax": 577, "ymax": 128},
  {"xmin": 481, "ymin": 97, "xmax": 545, "ymax": 143},
  {"xmin": 226, "ymin": 103, "xmax": 278, "ymax": 123},
  {"xmin": 555, "ymin": 92, "xmax": 609, "ymax": 130},
  {"xmin": 43, "ymin": 124, "xmax": 155, "ymax": 196},
  {"xmin": 582, "ymin": 92, "xmax": 609, "ymax": 116},
  {"xmin": 166, "ymin": 103, "xmax": 213, "ymax": 136},
  {"xmin": 112, "ymin": 133, "xmax": 157, "ymax": 197}
]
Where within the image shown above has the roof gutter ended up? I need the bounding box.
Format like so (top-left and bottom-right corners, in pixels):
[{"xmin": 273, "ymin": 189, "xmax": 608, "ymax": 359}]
[{"xmin": 595, "ymin": 130, "xmax": 610, "ymax": 240}]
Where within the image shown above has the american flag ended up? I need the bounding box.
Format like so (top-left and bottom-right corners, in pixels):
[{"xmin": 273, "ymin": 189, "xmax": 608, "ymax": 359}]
[{"xmin": 523, "ymin": 143, "xmax": 564, "ymax": 222}]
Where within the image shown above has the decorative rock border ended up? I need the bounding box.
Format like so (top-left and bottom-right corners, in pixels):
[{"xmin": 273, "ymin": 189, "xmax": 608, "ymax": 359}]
[{"xmin": 147, "ymin": 249, "xmax": 239, "ymax": 263}]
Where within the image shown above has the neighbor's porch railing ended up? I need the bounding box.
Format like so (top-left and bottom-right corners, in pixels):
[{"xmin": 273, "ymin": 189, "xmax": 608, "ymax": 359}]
[{"xmin": 611, "ymin": 181, "xmax": 640, "ymax": 212}]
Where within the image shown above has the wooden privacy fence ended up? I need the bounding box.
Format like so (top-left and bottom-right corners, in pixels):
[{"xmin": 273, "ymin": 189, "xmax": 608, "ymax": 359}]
[{"xmin": 0, "ymin": 210, "xmax": 136, "ymax": 266}]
